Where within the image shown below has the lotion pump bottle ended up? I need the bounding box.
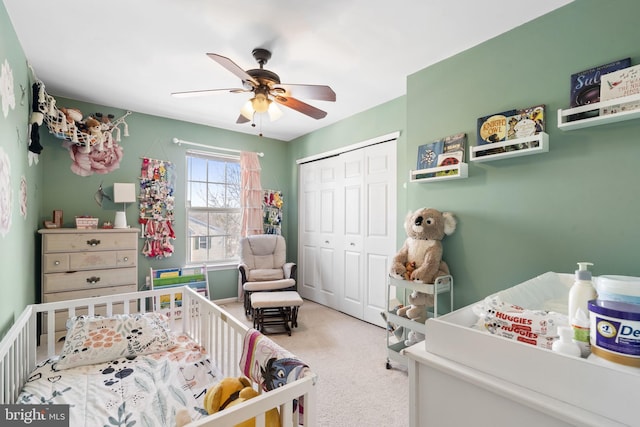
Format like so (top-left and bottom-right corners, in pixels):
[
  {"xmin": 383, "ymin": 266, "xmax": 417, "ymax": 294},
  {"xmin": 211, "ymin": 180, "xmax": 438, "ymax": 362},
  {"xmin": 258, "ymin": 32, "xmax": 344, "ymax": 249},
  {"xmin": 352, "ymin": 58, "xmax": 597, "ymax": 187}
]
[
  {"xmin": 568, "ymin": 262, "xmax": 597, "ymax": 357},
  {"xmin": 552, "ymin": 326, "xmax": 581, "ymax": 357}
]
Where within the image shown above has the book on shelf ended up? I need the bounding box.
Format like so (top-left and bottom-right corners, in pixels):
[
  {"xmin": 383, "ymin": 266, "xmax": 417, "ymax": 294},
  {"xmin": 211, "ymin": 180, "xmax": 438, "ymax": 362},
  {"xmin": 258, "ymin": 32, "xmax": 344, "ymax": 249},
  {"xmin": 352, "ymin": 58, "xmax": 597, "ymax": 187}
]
[
  {"xmin": 415, "ymin": 132, "xmax": 466, "ymax": 178},
  {"xmin": 504, "ymin": 104, "xmax": 545, "ymax": 152},
  {"xmin": 476, "ymin": 110, "xmax": 515, "ymax": 156},
  {"xmin": 415, "ymin": 139, "xmax": 444, "ymax": 178},
  {"xmin": 435, "ymin": 133, "xmax": 466, "ymax": 177},
  {"xmin": 569, "ymin": 58, "xmax": 631, "ymax": 120},
  {"xmin": 599, "ymin": 63, "xmax": 640, "ymax": 115}
]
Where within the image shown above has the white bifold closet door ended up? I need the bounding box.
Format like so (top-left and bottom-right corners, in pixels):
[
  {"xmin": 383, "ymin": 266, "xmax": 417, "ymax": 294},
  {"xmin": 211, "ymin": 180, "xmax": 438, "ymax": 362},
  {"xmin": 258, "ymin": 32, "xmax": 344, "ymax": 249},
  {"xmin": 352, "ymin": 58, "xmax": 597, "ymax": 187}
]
[{"xmin": 298, "ymin": 140, "xmax": 396, "ymax": 327}]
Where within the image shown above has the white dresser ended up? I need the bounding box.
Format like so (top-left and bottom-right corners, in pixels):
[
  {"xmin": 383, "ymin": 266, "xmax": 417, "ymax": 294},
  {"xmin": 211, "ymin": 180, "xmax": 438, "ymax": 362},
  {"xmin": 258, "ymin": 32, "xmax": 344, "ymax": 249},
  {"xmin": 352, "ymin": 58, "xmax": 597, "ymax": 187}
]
[{"xmin": 38, "ymin": 228, "xmax": 139, "ymax": 340}]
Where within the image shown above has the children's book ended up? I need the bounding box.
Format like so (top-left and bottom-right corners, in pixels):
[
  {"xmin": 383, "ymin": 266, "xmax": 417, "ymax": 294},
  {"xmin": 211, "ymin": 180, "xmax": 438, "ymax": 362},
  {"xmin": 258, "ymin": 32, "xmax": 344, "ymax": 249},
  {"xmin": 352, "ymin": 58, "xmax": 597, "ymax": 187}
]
[
  {"xmin": 569, "ymin": 58, "xmax": 631, "ymax": 120},
  {"xmin": 599, "ymin": 64, "xmax": 640, "ymax": 115},
  {"xmin": 434, "ymin": 133, "xmax": 466, "ymax": 177},
  {"xmin": 505, "ymin": 105, "xmax": 545, "ymax": 151},
  {"xmin": 476, "ymin": 110, "xmax": 515, "ymax": 156},
  {"xmin": 415, "ymin": 140, "xmax": 444, "ymax": 178}
]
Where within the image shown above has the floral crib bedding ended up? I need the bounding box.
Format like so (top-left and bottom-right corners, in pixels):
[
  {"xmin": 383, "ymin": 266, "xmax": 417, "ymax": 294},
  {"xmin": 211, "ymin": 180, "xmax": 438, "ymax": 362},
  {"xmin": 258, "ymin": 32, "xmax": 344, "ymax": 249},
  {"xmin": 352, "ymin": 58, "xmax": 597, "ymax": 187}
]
[{"xmin": 17, "ymin": 333, "xmax": 222, "ymax": 427}]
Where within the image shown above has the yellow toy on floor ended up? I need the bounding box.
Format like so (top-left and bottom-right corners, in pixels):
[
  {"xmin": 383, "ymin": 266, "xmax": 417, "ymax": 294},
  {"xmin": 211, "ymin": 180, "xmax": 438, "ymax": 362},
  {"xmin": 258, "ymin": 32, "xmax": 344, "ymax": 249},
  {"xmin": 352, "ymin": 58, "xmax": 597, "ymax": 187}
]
[{"xmin": 175, "ymin": 376, "xmax": 281, "ymax": 427}]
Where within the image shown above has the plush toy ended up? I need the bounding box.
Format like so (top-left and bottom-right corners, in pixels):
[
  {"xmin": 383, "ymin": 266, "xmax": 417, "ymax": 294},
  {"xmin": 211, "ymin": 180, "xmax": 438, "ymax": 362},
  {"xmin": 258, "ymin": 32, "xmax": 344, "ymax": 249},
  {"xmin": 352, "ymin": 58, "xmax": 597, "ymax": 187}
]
[
  {"xmin": 28, "ymin": 82, "xmax": 44, "ymax": 155},
  {"xmin": 390, "ymin": 207, "xmax": 457, "ymax": 284},
  {"xmin": 84, "ymin": 116, "xmax": 104, "ymax": 151},
  {"xmin": 175, "ymin": 376, "xmax": 281, "ymax": 427},
  {"xmin": 60, "ymin": 107, "xmax": 82, "ymax": 143},
  {"xmin": 403, "ymin": 261, "xmax": 416, "ymax": 281},
  {"xmin": 404, "ymin": 330, "xmax": 425, "ymax": 346}
]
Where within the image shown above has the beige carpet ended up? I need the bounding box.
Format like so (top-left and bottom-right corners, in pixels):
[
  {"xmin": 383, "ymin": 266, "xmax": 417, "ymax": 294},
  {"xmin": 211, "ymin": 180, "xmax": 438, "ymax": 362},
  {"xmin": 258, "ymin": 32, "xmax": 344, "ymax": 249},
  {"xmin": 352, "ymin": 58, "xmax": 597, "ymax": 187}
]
[{"xmin": 219, "ymin": 298, "xmax": 409, "ymax": 427}]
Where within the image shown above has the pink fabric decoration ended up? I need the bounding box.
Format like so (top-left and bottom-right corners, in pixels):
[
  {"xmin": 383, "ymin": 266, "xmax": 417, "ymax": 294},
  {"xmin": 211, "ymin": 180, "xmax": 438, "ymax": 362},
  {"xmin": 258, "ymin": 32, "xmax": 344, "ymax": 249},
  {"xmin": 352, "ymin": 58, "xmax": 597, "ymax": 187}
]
[{"xmin": 240, "ymin": 151, "xmax": 263, "ymax": 238}]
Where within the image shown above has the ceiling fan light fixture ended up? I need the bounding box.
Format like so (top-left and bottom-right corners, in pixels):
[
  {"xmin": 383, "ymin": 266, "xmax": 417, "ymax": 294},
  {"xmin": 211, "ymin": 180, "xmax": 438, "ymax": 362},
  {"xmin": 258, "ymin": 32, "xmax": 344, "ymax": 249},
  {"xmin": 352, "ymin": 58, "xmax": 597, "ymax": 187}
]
[
  {"xmin": 251, "ymin": 93, "xmax": 270, "ymax": 113},
  {"xmin": 240, "ymin": 100, "xmax": 254, "ymax": 121},
  {"xmin": 267, "ymin": 102, "xmax": 283, "ymax": 122}
]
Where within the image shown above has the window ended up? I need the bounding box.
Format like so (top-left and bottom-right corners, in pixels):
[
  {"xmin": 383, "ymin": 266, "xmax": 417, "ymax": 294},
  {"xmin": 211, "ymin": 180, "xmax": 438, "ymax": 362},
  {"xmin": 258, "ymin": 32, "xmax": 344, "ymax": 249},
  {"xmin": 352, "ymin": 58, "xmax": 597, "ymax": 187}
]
[{"xmin": 186, "ymin": 152, "xmax": 241, "ymax": 265}]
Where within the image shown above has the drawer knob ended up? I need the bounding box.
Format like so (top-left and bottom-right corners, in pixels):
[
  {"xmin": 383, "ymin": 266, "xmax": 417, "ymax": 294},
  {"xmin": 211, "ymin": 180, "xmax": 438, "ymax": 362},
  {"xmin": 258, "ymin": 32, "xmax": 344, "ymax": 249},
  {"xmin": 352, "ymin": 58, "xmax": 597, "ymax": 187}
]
[
  {"xmin": 86, "ymin": 276, "xmax": 101, "ymax": 284},
  {"xmin": 123, "ymin": 257, "xmax": 129, "ymax": 262},
  {"xmin": 54, "ymin": 260, "xmax": 60, "ymax": 266},
  {"xmin": 86, "ymin": 239, "xmax": 101, "ymax": 246}
]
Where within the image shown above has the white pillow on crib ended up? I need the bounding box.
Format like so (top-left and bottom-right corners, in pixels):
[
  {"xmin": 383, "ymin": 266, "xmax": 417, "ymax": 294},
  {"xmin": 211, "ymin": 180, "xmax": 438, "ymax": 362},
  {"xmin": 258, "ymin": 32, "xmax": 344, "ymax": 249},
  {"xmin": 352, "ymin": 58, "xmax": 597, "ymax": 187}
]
[{"xmin": 55, "ymin": 312, "xmax": 176, "ymax": 370}]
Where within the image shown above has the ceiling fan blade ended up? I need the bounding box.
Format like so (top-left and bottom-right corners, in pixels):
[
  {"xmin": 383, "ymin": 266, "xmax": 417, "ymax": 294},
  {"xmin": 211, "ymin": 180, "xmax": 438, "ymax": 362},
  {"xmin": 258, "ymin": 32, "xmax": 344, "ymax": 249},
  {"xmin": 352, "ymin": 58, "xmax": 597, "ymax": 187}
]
[
  {"xmin": 273, "ymin": 84, "xmax": 336, "ymax": 102},
  {"xmin": 236, "ymin": 114, "xmax": 250, "ymax": 124},
  {"xmin": 207, "ymin": 53, "xmax": 258, "ymax": 86},
  {"xmin": 274, "ymin": 96, "xmax": 328, "ymax": 120},
  {"xmin": 171, "ymin": 88, "xmax": 250, "ymax": 98}
]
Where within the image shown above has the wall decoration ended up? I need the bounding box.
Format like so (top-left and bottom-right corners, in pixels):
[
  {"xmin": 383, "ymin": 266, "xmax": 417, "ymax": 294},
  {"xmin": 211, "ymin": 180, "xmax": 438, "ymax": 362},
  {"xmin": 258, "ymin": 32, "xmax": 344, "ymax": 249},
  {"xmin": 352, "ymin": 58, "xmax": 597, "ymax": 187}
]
[
  {"xmin": 0, "ymin": 59, "xmax": 16, "ymax": 119},
  {"xmin": 19, "ymin": 176, "xmax": 27, "ymax": 219},
  {"xmin": 263, "ymin": 189, "xmax": 283, "ymax": 235},
  {"xmin": 0, "ymin": 147, "xmax": 11, "ymax": 236},
  {"xmin": 27, "ymin": 76, "xmax": 132, "ymax": 175},
  {"xmin": 94, "ymin": 182, "xmax": 111, "ymax": 207},
  {"xmin": 139, "ymin": 157, "xmax": 176, "ymax": 259}
]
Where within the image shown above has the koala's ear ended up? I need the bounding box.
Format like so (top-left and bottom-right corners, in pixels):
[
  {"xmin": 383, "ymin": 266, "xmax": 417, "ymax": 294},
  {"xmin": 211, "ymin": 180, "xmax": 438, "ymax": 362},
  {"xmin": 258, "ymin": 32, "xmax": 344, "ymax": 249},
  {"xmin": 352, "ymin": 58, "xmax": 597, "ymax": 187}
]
[{"xmin": 442, "ymin": 212, "xmax": 457, "ymax": 235}]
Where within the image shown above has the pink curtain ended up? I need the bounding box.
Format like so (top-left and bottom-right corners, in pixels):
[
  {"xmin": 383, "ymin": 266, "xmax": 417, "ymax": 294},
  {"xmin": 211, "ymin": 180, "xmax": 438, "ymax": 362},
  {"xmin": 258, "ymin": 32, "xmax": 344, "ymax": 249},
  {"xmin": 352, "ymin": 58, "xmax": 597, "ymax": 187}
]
[{"xmin": 240, "ymin": 151, "xmax": 263, "ymax": 237}]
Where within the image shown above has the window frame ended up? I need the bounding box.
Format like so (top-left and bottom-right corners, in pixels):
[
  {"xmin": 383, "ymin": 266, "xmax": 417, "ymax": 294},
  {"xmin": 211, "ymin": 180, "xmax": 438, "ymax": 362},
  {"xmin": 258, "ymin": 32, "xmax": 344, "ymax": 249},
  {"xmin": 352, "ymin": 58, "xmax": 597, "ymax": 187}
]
[{"xmin": 185, "ymin": 150, "xmax": 242, "ymax": 267}]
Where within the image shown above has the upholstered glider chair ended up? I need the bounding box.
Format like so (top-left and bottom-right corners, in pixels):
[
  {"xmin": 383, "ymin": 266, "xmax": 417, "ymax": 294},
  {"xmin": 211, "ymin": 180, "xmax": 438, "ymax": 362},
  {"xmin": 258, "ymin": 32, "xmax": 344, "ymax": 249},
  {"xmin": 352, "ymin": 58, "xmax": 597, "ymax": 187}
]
[{"xmin": 238, "ymin": 234, "xmax": 297, "ymax": 316}]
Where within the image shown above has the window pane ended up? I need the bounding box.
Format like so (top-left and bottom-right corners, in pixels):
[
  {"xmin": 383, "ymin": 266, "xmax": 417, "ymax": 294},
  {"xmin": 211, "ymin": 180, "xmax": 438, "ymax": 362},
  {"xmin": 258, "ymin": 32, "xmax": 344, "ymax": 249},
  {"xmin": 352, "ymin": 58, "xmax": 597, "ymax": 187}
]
[
  {"xmin": 188, "ymin": 157, "xmax": 207, "ymax": 182},
  {"xmin": 208, "ymin": 159, "xmax": 226, "ymax": 182},
  {"xmin": 186, "ymin": 153, "xmax": 242, "ymax": 264},
  {"xmin": 188, "ymin": 182, "xmax": 208, "ymax": 208},
  {"xmin": 207, "ymin": 183, "xmax": 226, "ymax": 208}
]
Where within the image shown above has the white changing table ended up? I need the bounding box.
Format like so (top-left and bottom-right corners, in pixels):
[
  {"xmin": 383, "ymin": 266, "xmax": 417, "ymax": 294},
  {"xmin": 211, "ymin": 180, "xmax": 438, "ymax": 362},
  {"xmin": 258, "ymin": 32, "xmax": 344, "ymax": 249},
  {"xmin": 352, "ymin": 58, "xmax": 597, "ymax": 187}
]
[{"xmin": 403, "ymin": 272, "xmax": 637, "ymax": 427}]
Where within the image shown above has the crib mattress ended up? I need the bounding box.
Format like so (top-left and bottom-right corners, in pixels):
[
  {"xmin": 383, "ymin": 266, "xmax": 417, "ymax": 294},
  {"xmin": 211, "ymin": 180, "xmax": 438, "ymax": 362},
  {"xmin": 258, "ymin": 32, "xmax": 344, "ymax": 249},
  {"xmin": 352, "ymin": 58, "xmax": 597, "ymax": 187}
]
[{"xmin": 16, "ymin": 333, "xmax": 221, "ymax": 427}]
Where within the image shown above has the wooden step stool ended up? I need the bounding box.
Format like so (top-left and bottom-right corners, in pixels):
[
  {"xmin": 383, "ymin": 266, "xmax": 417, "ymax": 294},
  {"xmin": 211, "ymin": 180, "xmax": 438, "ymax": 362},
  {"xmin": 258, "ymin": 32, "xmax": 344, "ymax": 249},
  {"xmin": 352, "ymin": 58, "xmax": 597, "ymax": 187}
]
[{"xmin": 250, "ymin": 291, "xmax": 303, "ymax": 336}]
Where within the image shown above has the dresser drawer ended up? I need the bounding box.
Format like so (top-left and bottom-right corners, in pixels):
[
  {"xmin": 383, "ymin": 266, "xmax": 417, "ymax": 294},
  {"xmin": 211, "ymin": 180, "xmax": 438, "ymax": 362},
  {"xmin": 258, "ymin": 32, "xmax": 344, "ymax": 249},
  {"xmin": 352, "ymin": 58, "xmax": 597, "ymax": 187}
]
[
  {"xmin": 43, "ymin": 232, "xmax": 138, "ymax": 253},
  {"xmin": 43, "ymin": 253, "xmax": 70, "ymax": 272},
  {"xmin": 43, "ymin": 267, "xmax": 137, "ymax": 294}
]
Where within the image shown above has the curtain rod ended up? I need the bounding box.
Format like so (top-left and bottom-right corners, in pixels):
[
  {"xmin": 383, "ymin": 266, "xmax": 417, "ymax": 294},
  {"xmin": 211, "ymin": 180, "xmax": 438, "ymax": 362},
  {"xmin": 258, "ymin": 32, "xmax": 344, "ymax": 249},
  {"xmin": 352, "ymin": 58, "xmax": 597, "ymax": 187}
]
[{"xmin": 172, "ymin": 138, "xmax": 264, "ymax": 157}]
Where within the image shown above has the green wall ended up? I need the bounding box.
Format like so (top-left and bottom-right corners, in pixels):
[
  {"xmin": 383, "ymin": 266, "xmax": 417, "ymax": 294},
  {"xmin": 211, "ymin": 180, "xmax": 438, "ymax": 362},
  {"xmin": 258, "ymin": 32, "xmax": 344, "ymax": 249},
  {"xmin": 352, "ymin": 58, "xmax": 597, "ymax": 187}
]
[
  {"xmin": 404, "ymin": 0, "xmax": 640, "ymax": 307},
  {"xmin": 37, "ymin": 98, "xmax": 291, "ymax": 300},
  {"xmin": 4, "ymin": 0, "xmax": 640, "ymax": 338},
  {"xmin": 0, "ymin": 4, "xmax": 42, "ymax": 337}
]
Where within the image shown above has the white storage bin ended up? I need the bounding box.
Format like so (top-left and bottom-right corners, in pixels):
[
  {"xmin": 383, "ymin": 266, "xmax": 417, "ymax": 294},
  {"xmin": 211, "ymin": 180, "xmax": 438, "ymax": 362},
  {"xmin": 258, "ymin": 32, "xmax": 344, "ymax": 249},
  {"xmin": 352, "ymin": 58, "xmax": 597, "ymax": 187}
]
[{"xmin": 423, "ymin": 271, "xmax": 639, "ymax": 427}]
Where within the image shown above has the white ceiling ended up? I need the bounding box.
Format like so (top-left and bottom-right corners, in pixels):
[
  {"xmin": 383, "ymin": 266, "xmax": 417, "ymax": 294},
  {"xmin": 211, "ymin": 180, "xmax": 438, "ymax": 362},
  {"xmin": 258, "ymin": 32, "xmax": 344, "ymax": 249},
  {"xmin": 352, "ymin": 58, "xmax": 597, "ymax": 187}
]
[{"xmin": 4, "ymin": 0, "xmax": 572, "ymax": 142}]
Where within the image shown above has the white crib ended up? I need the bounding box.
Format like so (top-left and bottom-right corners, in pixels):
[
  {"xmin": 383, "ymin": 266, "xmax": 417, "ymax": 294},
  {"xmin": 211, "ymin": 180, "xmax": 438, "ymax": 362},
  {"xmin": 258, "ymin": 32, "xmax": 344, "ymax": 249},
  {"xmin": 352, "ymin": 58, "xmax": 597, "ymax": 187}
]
[{"xmin": 0, "ymin": 286, "xmax": 317, "ymax": 427}]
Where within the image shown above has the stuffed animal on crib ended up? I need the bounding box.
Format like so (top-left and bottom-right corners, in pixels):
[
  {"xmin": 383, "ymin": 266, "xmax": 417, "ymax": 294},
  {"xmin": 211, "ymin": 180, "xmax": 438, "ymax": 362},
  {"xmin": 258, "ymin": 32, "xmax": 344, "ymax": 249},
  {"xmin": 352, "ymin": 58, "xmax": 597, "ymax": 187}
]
[
  {"xmin": 176, "ymin": 376, "xmax": 281, "ymax": 427},
  {"xmin": 390, "ymin": 207, "xmax": 457, "ymax": 284}
]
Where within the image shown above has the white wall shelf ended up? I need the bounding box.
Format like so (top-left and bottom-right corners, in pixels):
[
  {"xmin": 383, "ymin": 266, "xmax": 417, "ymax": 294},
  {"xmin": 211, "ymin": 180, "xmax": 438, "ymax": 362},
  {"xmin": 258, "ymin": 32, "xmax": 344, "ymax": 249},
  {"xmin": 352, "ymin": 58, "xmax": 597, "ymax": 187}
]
[
  {"xmin": 409, "ymin": 162, "xmax": 468, "ymax": 182},
  {"xmin": 470, "ymin": 132, "xmax": 549, "ymax": 163},
  {"xmin": 557, "ymin": 92, "xmax": 640, "ymax": 130}
]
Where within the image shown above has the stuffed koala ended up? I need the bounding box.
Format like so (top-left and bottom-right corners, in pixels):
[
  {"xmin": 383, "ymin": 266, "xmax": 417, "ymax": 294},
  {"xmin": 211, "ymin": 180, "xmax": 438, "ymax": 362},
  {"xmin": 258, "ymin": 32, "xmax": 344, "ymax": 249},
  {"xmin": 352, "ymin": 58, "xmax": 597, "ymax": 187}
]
[{"xmin": 390, "ymin": 207, "xmax": 457, "ymax": 284}]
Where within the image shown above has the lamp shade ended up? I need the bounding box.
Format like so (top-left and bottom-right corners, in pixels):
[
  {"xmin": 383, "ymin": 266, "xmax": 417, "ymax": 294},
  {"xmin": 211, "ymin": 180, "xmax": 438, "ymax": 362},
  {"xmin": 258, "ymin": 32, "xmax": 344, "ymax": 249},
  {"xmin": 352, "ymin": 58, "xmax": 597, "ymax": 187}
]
[{"xmin": 113, "ymin": 183, "xmax": 136, "ymax": 203}]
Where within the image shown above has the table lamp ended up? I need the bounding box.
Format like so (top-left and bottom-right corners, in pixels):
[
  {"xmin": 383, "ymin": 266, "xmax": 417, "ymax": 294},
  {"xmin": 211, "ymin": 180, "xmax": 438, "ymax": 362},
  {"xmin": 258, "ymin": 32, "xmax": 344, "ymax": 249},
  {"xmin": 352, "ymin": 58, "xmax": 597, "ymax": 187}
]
[{"xmin": 113, "ymin": 183, "xmax": 136, "ymax": 229}]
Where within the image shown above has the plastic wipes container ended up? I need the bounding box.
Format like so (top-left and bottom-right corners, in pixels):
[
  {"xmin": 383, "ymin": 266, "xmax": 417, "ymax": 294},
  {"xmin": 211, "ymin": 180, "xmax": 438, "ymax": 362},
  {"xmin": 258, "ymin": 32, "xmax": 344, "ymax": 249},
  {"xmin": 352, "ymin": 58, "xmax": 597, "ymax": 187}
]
[
  {"xmin": 596, "ymin": 275, "xmax": 640, "ymax": 305},
  {"xmin": 588, "ymin": 299, "xmax": 640, "ymax": 367}
]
